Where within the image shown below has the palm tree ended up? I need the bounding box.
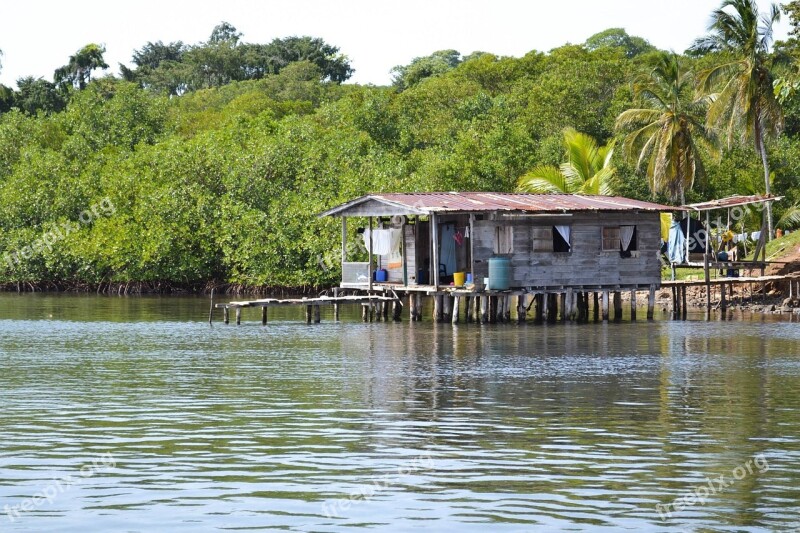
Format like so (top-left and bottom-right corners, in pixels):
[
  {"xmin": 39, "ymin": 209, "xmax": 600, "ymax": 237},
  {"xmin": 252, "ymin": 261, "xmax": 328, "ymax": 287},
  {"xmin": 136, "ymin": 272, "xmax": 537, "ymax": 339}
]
[
  {"xmin": 691, "ymin": 0, "xmax": 783, "ymax": 238},
  {"xmin": 517, "ymin": 128, "xmax": 616, "ymax": 195},
  {"xmin": 615, "ymin": 52, "xmax": 717, "ymax": 204}
]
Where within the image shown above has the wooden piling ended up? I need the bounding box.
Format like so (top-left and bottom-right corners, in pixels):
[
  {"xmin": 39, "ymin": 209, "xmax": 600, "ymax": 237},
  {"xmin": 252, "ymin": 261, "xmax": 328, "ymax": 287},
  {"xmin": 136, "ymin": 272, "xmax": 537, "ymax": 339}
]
[
  {"xmin": 517, "ymin": 295, "xmax": 527, "ymax": 323},
  {"xmin": 602, "ymin": 291, "xmax": 609, "ymax": 321},
  {"xmin": 261, "ymin": 306, "xmax": 268, "ymax": 325},
  {"xmin": 314, "ymin": 305, "xmax": 321, "ymax": 323},
  {"xmin": 443, "ymin": 295, "xmax": 452, "ymax": 322},
  {"xmin": 630, "ymin": 289, "xmax": 637, "ymax": 321},
  {"xmin": 306, "ymin": 305, "xmax": 313, "ymax": 324},
  {"xmin": 480, "ymin": 295, "xmax": 488, "ymax": 324},
  {"xmin": 415, "ymin": 293, "xmax": 423, "ymax": 321},
  {"xmin": 466, "ymin": 296, "xmax": 474, "ymax": 323},
  {"xmin": 208, "ymin": 288, "xmax": 215, "ymax": 325},
  {"xmin": 361, "ymin": 303, "xmax": 369, "ymax": 322},
  {"xmin": 234, "ymin": 307, "xmax": 241, "ymax": 325},
  {"xmin": 681, "ymin": 286, "xmax": 688, "ymax": 319},
  {"xmin": 547, "ymin": 293, "xmax": 558, "ymax": 323},
  {"xmin": 223, "ymin": 306, "xmax": 229, "ymax": 325},
  {"xmin": 452, "ymin": 296, "xmax": 460, "ymax": 324},
  {"xmin": 393, "ymin": 299, "xmax": 402, "ymax": 322},
  {"xmin": 593, "ymin": 292, "xmax": 599, "ymax": 322},
  {"xmin": 720, "ymin": 283, "xmax": 727, "ymax": 312},
  {"xmin": 647, "ymin": 284, "xmax": 655, "ymax": 320},
  {"xmin": 613, "ymin": 292, "xmax": 622, "ymax": 321},
  {"xmin": 488, "ymin": 296, "xmax": 497, "ymax": 324},
  {"xmin": 333, "ymin": 288, "xmax": 340, "ymax": 321},
  {"xmin": 382, "ymin": 299, "xmax": 389, "ymax": 321}
]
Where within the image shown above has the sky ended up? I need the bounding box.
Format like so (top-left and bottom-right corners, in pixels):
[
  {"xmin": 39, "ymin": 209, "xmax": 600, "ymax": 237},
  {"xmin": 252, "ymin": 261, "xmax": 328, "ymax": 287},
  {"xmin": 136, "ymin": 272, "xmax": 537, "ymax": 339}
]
[{"xmin": 0, "ymin": 0, "xmax": 790, "ymax": 89}]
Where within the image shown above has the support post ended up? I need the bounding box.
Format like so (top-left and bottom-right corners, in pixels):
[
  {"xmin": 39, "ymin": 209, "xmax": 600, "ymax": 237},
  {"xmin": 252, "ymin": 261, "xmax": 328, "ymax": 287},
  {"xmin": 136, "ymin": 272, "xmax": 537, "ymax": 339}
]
[
  {"xmin": 368, "ymin": 217, "xmax": 373, "ymax": 292},
  {"xmin": 361, "ymin": 303, "xmax": 369, "ymax": 322},
  {"xmin": 560, "ymin": 293, "xmax": 567, "ymax": 322},
  {"xmin": 382, "ymin": 298, "xmax": 389, "ymax": 321},
  {"xmin": 720, "ymin": 283, "xmax": 727, "ymax": 312},
  {"xmin": 681, "ymin": 286, "xmax": 688, "ymax": 319},
  {"xmin": 452, "ymin": 296, "xmax": 460, "ymax": 324},
  {"xmin": 333, "ymin": 287, "xmax": 339, "ymax": 321},
  {"xmin": 647, "ymin": 284, "xmax": 656, "ymax": 321},
  {"xmin": 261, "ymin": 306, "xmax": 268, "ymax": 326},
  {"xmin": 602, "ymin": 291, "xmax": 609, "ymax": 321},
  {"xmin": 314, "ymin": 305, "xmax": 321, "ymax": 324},
  {"xmin": 443, "ymin": 295, "xmax": 452, "ymax": 322},
  {"xmin": 409, "ymin": 293, "xmax": 417, "ymax": 321},
  {"xmin": 465, "ymin": 296, "xmax": 474, "ymax": 323},
  {"xmin": 548, "ymin": 293, "xmax": 558, "ymax": 323},
  {"xmin": 431, "ymin": 213, "xmax": 440, "ymax": 290},
  {"xmin": 705, "ymin": 210, "xmax": 711, "ymax": 311},
  {"xmin": 480, "ymin": 295, "xmax": 488, "ymax": 323},
  {"xmin": 393, "ymin": 299, "xmax": 402, "ymax": 322},
  {"xmin": 517, "ymin": 295, "xmax": 527, "ymax": 323},
  {"xmin": 613, "ymin": 291, "xmax": 622, "ymax": 321},
  {"xmin": 415, "ymin": 293, "xmax": 423, "ymax": 321},
  {"xmin": 235, "ymin": 307, "xmax": 241, "ymax": 326},
  {"xmin": 223, "ymin": 306, "xmax": 229, "ymax": 325},
  {"xmin": 306, "ymin": 305, "xmax": 312, "ymax": 324},
  {"xmin": 565, "ymin": 289, "xmax": 573, "ymax": 321},
  {"xmin": 593, "ymin": 292, "xmax": 599, "ymax": 322},
  {"xmin": 630, "ymin": 289, "xmax": 637, "ymax": 321},
  {"xmin": 534, "ymin": 294, "xmax": 543, "ymax": 324}
]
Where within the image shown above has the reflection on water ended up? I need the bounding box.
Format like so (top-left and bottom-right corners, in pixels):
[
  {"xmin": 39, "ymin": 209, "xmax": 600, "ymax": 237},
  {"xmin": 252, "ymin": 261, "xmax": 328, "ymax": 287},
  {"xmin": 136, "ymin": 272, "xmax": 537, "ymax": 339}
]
[{"xmin": 0, "ymin": 294, "xmax": 799, "ymax": 531}]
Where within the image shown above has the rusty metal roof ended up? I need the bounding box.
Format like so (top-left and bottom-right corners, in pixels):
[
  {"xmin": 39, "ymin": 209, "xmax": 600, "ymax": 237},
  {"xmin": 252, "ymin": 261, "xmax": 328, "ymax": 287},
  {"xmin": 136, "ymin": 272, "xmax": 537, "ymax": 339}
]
[
  {"xmin": 320, "ymin": 192, "xmax": 678, "ymax": 217},
  {"xmin": 684, "ymin": 194, "xmax": 783, "ymax": 211}
]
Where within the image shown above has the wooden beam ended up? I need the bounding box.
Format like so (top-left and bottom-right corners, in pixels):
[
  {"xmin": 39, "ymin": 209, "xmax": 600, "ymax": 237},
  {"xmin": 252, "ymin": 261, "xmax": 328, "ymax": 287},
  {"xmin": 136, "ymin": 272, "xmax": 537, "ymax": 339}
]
[
  {"xmin": 431, "ymin": 213, "xmax": 440, "ymax": 290},
  {"xmin": 368, "ymin": 217, "xmax": 373, "ymax": 292}
]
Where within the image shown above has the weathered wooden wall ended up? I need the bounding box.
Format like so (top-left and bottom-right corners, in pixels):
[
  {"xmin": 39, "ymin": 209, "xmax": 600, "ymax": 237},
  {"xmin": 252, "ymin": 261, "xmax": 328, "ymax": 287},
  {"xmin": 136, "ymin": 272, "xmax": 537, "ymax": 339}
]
[{"xmin": 471, "ymin": 212, "xmax": 662, "ymax": 288}]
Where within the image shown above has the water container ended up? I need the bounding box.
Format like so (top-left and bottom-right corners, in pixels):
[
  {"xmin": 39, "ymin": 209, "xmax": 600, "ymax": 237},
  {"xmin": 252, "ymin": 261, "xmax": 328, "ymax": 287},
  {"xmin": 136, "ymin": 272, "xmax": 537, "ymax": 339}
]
[
  {"xmin": 453, "ymin": 272, "xmax": 465, "ymax": 286},
  {"xmin": 375, "ymin": 269, "xmax": 388, "ymax": 282},
  {"xmin": 487, "ymin": 256, "xmax": 511, "ymax": 290}
]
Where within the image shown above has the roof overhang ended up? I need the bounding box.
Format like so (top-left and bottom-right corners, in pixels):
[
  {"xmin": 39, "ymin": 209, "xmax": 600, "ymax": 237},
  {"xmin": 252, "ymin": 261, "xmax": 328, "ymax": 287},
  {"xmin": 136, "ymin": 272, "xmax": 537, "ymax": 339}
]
[
  {"xmin": 684, "ymin": 194, "xmax": 783, "ymax": 212},
  {"xmin": 318, "ymin": 195, "xmax": 429, "ymax": 217}
]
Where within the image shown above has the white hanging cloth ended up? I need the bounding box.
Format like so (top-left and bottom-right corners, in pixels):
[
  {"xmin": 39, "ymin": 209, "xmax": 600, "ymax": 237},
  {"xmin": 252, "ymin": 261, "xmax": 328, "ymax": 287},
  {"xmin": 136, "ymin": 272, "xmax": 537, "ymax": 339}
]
[
  {"xmin": 363, "ymin": 228, "xmax": 392, "ymax": 255},
  {"xmin": 620, "ymin": 225, "xmax": 636, "ymax": 251},
  {"xmin": 554, "ymin": 225, "xmax": 571, "ymax": 250}
]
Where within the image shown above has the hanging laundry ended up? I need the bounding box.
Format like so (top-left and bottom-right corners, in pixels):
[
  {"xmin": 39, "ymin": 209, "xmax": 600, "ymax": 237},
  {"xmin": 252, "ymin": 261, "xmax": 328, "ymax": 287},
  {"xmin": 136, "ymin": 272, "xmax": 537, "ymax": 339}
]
[
  {"xmin": 750, "ymin": 231, "xmax": 762, "ymax": 241},
  {"xmin": 362, "ymin": 228, "xmax": 392, "ymax": 255},
  {"xmin": 453, "ymin": 229, "xmax": 464, "ymax": 246}
]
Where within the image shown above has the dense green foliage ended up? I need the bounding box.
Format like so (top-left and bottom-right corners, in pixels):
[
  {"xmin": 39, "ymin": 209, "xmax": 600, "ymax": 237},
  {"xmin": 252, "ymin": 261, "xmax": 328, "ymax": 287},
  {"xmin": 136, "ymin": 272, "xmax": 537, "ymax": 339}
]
[{"xmin": 1, "ymin": 17, "xmax": 800, "ymax": 290}]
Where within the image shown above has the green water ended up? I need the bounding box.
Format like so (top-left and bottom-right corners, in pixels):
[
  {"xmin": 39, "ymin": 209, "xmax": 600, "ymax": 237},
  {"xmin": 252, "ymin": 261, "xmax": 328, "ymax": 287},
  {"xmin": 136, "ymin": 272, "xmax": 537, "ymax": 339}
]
[{"xmin": 0, "ymin": 294, "xmax": 799, "ymax": 532}]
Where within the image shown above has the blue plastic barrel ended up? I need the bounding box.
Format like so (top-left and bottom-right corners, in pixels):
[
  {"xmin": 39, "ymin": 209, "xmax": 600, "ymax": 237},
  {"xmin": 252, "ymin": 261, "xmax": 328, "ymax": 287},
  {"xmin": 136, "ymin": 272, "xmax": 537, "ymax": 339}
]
[{"xmin": 487, "ymin": 256, "xmax": 511, "ymax": 290}]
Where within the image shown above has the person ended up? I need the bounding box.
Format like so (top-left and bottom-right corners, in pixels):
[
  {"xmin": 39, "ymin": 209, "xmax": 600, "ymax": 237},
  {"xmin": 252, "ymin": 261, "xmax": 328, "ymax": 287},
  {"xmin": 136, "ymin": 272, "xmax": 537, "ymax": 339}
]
[
  {"xmin": 727, "ymin": 243, "xmax": 738, "ymax": 277},
  {"xmin": 776, "ymin": 228, "xmax": 784, "ymax": 239}
]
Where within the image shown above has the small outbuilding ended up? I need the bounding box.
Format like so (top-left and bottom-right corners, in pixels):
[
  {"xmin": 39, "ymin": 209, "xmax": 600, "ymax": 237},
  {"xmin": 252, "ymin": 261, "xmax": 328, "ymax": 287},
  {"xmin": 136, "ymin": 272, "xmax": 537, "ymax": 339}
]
[{"xmin": 320, "ymin": 192, "xmax": 676, "ymax": 294}]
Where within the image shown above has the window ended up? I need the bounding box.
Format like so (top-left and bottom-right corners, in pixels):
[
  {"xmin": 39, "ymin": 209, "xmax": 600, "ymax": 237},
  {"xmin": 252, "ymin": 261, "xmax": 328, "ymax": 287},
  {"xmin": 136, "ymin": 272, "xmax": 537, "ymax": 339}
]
[
  {"xmin": 552, "ymin": 225, "xmax": 571, "ymax": 252},
  {"xmin": 603, "ymin": 225, "xmax": 638, "ymax": 254},
  {"xmin": 530, "ymin": 226, "xmax": 571, "ymax": 253},
  {"xmin": 532, "ymin": 227, "xmax": 553, "ymax": 252},
  {"xmin": 494, "ymin": 226, "xmax": 514, "ymax": 254},
  {"xmin": 602, "ymin": 227, "xmax": 621, "ymax": 251}
]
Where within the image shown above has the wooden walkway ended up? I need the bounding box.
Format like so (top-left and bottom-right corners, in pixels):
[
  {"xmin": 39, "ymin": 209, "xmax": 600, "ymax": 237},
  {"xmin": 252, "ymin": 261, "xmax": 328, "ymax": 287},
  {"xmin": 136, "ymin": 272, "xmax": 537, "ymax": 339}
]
[{"xmin": 214, "ymin": 294, "xmax": 398, "ymax": 324}]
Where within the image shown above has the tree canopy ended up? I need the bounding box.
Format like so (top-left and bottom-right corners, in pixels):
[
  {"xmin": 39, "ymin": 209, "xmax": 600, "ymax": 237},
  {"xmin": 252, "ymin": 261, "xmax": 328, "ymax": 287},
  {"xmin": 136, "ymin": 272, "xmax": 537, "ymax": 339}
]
[{"xmin": 0, "ymin": 15, "xmax": 799, "ymax": 290}]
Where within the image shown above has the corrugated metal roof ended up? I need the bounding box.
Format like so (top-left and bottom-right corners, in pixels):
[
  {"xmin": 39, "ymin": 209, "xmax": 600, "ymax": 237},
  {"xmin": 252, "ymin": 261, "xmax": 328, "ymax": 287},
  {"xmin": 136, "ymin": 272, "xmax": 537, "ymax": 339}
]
[
  {"xmin": 320, "ymin": 192, "xmax": 678, "ymax": 217},
  {"xmin": 684, "ymin": 194, "xmax": 783, "ymax": 211}
]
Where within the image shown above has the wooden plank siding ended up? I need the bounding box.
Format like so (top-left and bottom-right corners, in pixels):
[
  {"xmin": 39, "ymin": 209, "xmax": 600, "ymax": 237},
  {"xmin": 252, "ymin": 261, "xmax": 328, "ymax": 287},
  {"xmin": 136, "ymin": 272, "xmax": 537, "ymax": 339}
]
[{"xmin": 472, "ymin": 212, "xmax": 662, "ymax": 289}]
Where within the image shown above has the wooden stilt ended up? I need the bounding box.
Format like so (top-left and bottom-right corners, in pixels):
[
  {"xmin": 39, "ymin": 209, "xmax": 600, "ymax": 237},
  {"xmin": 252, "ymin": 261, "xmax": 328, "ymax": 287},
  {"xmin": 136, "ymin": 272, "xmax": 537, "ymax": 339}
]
[
  {"xmin": 534, "ymin": 294, "xmax": 543, "ymax": 324},
  {"xmin": 444, "ymin": 295, "xmax": 453, "ymax": 322},
  {"xmin": 681, "ymin": 286, "xmax": 688, "ymax": 319},
  {"xmin": 393, "ymin": 299, "xmax": 402, "ymax": 321},
  {"xmin": 314, "ymin": 305, "xmax": 321, "ymax": 323},
  {"xmin": 261, "ymin": 306, "xmax": 268, "ymax": 325},
  {"xmin": 671, "ymin": 286, "xmax": 678, "ymax": 318},
  {"xmin": 613, "ymin": 292, "xmax": 622, "ymax": 321},
  {"xmin": 593, "ymin": 292, "xmax": 599, "ymax": 322},
  {"xmin": 548, "ymin": 293, "xmax": 558, "ymax": 323},
  {"xmin": 452, "ymin": 296, "xmax": 460, "ymax": 324},
  {"xmin": 416, "ymin": 293, "xmax": 423, "ymax": 321},
  {"xmin": 223, "ymin": 306, "xmax": 229, "ymax": 325},
  {"xmin": 382, "ymin": 299, "xmax": 389, "ymax": 321},
  {"xmin": 433, "ymin": 295, "xmax": 442, "ymax": 323},
  {"xmin": 720, "ymin": 283, "xmax": 727, "ymax": 312},
  {"xmin": 306, "ymin": 305, "xmax": 313, "ymax": 324},
  {"xmin": 408, "ymin": 293, "xmax": 416, "ymax": 321},
  {"xmin": 517, "ymin": 295, "xmax": 527, "ymax": 323},
  {"xmin": 489, "ymin": 296, "xmax": 498, "ymax": 324},
  {"xmin": 466, "ymin": 296, "xmax": 474, "ymax": 323},
  {"xmin": 235, "ymin": 307, "xmax": 242, "ymax": 325},
  {"xmin": 564, "ymin": 289, "xmax": 573, "ymax": 321},
  {"xmin": 480, "ymin": 295, "xmax": 488, "ymax": 324},
  {"xmin": 630, "ymin": 289, "xmax": 637, "ymax": 321},
  {"xmin": 647, "ymin": 284, "xmax": 655, "ymax": 320},
  {"xmin": 361, "ymin": 303, "xmax": 369, "ymax": 322},
  {"xmin": 333, "ymin": 288, "xmax": 340, "ymax": 321},
  {"xmin": 602, "ymin": 291, "xmax": 609, "ymax": 321}
]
